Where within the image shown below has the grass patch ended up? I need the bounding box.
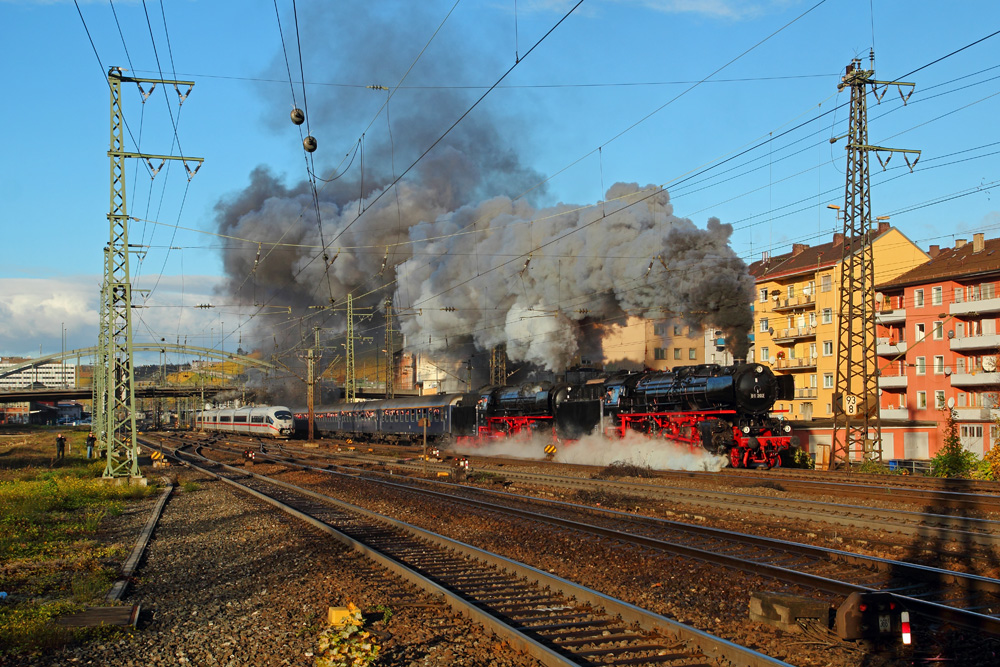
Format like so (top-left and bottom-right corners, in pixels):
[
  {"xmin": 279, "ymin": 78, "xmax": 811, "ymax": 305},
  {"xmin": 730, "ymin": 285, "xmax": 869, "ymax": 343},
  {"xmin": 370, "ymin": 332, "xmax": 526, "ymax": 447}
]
[
  {"xmin": 0, "ymin": 428, "xmax": 156, "ymax": 656},
  {"xmin": 181, "ymin": 480, "xmax": 200, "ymax": 493}
]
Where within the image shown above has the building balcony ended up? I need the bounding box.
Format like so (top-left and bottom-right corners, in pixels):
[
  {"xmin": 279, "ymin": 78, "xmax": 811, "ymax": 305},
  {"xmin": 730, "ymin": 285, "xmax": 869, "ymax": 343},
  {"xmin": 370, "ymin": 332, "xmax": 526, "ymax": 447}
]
[
  {"xmin": 794, "ymin": 387, "xmax": 818, "ymax": 399},
  {"xmin": 949, "ymin": 332, "xmax": 1000, "ymax": 351},
  {"xmin": 875, "ymin": 308, "xmax": 906, "ymax": 325},
  {"xmin": 876, "ymin": 338, "xmax": 907, "ymax": 357},
  {"xmin": 953, "ymin": 407, "xmax": 992, "ymax": 421},
  {"xmin": 772, "ymin": 326, "xmax": 816, "ymax": 342},
  {"xmin": 950, "ymin": 295, "xmax": 1000, "ymax": 316},
  {"xmin": 950, "ymin": 371, "xmax": 1000, "ymax": 387},
  {"xmin": 877, "ymin": 373, "xmax": 907, "ymax": 389},
  {"xmin": 880, "ymin": 407, "xmax": 909, "ymax": 420},
  {"xmin": 772, "ymin": 294, "xmax": 817, "ymax": 312},
  {"xmin": 775, "ymin": 356, "xmax": 817, "ymax": 371}
]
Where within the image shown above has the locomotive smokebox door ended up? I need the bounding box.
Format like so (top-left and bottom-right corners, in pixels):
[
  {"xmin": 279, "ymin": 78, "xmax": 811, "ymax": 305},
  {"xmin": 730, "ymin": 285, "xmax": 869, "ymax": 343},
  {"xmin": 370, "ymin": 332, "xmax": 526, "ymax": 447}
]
[{"xmin": 836, "ymin": 592, "xmax": 911, "ymax": 645}]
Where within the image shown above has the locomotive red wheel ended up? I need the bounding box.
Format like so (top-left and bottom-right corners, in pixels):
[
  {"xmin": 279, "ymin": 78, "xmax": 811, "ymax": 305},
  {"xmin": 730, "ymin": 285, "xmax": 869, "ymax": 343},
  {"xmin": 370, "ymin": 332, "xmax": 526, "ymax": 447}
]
[
  {"xmin": 729, "ymin": 447, "xmax": 742, "ymax": 468},
  {"xmin": 769, "ymin": 453, "xmax": 782, "ymax": 468}
]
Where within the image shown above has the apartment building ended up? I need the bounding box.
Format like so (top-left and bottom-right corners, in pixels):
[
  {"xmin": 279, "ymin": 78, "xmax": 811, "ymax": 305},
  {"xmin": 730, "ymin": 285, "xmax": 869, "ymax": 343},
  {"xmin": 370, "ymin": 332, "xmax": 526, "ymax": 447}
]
[
  {"xmin": 874, "ymin": 232, "xmax": 1000, "ymax": 457},
  {"xmin": 749, "ymin": 222, "xmax": 928, "ymax": 422}
]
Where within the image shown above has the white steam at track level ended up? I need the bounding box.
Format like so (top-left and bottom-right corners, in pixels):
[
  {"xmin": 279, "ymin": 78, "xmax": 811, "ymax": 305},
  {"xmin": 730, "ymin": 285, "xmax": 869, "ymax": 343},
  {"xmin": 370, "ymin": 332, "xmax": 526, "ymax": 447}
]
[{"xmin": 449, "ymin": 430, "xmax": 728, "ymax": 473}]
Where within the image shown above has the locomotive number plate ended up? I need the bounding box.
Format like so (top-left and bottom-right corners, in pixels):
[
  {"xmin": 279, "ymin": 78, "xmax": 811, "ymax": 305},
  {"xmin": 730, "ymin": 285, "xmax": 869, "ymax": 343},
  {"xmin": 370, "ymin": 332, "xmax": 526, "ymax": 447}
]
[{"xmin": 878, "ymin": 614, "xmax": 891, "ymax": 633}]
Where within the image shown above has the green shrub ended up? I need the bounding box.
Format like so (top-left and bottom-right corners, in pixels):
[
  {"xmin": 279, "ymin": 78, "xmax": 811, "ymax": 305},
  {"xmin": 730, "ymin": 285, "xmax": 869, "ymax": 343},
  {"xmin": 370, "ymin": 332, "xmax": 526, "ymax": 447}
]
[{"xmin": 930, "ymin": 409, "xmax": 979, "ymax": 478}]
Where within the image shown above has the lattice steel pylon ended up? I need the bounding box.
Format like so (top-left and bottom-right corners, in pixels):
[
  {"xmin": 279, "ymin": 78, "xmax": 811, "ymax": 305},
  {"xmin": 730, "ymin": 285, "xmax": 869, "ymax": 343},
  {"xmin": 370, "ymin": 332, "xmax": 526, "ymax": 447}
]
[
  {"xmin": 490, "ymin": 344, "xmax": 507, "ymax": 387},
  {"xmin": 101, "ymin": 67, "xmax": 203, "ymax": 478},
  {"xmin": 343, "ymin": 294, "xmax": 372, "ymax": 402},
  {"xmin": 385, "ymin": 297, "xmax": 395, "ymax": 399},
  {"xmin": 830, "ymin": 53, "xmax": 919, "ymax": 468}
]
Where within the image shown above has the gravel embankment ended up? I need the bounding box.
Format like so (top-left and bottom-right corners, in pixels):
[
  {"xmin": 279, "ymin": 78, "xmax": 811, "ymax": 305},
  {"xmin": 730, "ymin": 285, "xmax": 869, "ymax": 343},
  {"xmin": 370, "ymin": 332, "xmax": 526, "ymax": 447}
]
[{"xmin": 17, "ymin": 467, "xmax": 542, "ymax": 667}]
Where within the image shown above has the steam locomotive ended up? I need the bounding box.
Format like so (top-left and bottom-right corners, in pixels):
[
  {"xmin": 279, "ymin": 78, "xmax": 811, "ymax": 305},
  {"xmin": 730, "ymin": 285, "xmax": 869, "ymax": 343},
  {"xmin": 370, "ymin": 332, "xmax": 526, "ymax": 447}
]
[{"xmin": 297, "ymin": 362, "xmax": 798, "ymax": 469}]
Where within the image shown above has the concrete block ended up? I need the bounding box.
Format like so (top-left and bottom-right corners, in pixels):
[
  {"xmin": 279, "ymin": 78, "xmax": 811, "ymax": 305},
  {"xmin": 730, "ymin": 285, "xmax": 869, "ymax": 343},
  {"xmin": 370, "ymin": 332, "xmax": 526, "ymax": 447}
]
[{"xmin": 750, "ymin": 592, "xmax": 829, "ymax": 632}]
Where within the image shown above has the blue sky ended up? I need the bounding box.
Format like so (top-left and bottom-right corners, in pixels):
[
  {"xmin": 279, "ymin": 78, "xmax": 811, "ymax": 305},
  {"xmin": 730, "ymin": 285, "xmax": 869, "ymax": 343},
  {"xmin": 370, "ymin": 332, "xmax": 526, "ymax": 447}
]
[{"xmin": 1, "ymin": 0, "xmax": 998, "ymax": 362}]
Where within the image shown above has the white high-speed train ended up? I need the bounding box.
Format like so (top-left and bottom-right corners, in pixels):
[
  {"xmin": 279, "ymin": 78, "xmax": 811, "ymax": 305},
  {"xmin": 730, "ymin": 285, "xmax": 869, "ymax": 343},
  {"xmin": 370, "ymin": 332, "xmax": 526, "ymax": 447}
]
[{"xmin": 195, "ymin": 405, "xmax": 294, "ymax": 438}]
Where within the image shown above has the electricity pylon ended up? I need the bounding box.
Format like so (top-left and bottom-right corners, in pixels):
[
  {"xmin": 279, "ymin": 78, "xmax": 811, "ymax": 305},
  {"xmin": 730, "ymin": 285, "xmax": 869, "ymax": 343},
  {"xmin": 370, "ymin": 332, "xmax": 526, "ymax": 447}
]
[
  {"xmin": 490, "ymin": 344, "xmax": 507, "ymax": 387},
  {"xmin": 830, "ymin": 53, "xmax": 919, "ymax": 468},
  {"xmin": 101, "ymin": 67, "xmax": 202, "ymax": 478}
]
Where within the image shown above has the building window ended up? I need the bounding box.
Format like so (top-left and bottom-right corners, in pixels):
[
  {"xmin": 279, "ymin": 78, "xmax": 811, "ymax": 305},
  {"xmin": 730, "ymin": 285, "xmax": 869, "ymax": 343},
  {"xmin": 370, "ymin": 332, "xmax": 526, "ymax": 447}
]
[
  {"xmin": 689, "ymin": 348, "xmax": 697, "ymax": 360},
  {"xmin": 935, "ymin": 390, "xmax": 946, "ymax": 409},
  {"xmin": 760, "ymin": 318, "xmax": 769, "ymax": 332},
  {"xmin": 917, "ymin": 391, "xmax": 927, "ymax": 409},
  {"xmin": 958, "ymin": 392, "xmax": 967, "ymax": 407},
  {"xmin": 809, "ymin": 342, "xmax": 817, "ymax": 358},
  {"xmin": 915, "ymin": 356, "xmax": 926, "ymax": 375},
  {"xmin": 759, "ymin": 288, "xmax": 768, "ymax": 303},
  {"xmin": 955, "ymin": 287, "xmax": 964, "ymax": 304},
  {"xmin": 810, "ymin": 374, "xmax": 817, "ymax": 388},
  {"xmin": 674, "ymin": 348, "xmax": 682, "ymax": 360},
  {"xmin": 809, "ymin": 312, "xmax": 816, "ymax": 327},
  {"xmin": 915, "ymin": 323, "xmax": 925, "ymax": 341},
  {"xmin": 823, "ymin": 341, "xmax": 833, "ymax": 356},
  {"xmin": 932, "ymin": 286, "xmax": 942, "ymax": 306},
  {"xmin": 673, "ymin": 324, "xmax": 682, "ymax": 336},
  {"xmin": 821, "ymin": 274, "xmax": 832, "ymax": 292},
  {"xmin": 822, "ymin": 308, "xmax": 833, "ymax": 324},
  {"xmin": 653, "ymin": 322, "xmax": 666, "ymax": 336},
  {"xmin": 805, "ymin": 280, "xmax": 815, "ymax": 296},
  {"xmin": 933, "ymin": 321, "xmax": 944, "ymax": 340},
  {"xmin": 654, "ymin": 348, "xmax": 666, "ymax": 360},
  {"xmin": 823, "ymin": 373, "xmax": 834, "ymax": 388},
  {"xmin": 787, "ymin": 285, "xmax": 795, "ymax": 299},
  {"xmin": 761, "ymin": 347, "xmax": 770, "ymax": 363},
  {"xmin": 914, "ymin": 289, "xmax": 924, "ymax": 307},
  {"xmin": 934, "ymin": 355, "xmax": 944, "ymax": 374}
]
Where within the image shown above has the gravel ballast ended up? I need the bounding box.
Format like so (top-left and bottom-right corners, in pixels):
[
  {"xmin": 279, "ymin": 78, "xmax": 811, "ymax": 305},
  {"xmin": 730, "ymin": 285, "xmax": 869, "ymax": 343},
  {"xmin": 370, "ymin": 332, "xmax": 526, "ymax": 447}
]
[{"xmin": 17, "ymin": 468, "xmax": 542, "ymax": 667}]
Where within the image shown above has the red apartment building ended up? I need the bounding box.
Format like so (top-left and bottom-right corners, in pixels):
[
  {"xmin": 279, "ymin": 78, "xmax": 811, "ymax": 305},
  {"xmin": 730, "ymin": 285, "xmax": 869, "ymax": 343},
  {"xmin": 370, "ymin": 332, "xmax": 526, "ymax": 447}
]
[{"xmin": 875, "ymin": 232, "xmax": 1000, "ymax": 458}]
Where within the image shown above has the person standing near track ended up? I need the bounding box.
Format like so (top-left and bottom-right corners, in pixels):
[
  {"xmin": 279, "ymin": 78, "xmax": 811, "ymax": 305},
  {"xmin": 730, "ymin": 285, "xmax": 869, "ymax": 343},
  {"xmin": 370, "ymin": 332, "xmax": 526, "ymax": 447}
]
[
  {"xmin": 86, "ymin": 432, "xmax": 96, "ymax": 459},
  {"xmin": 56, "ymin": 433, "xmax": 66, "ymax": 459}
]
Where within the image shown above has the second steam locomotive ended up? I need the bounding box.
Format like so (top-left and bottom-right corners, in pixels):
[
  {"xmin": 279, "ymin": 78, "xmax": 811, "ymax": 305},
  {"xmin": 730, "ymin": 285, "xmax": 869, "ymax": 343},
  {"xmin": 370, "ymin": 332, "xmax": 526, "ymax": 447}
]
[{"xmin": 297, "ymin": 362, "xmax": 798, "ymax": 468}]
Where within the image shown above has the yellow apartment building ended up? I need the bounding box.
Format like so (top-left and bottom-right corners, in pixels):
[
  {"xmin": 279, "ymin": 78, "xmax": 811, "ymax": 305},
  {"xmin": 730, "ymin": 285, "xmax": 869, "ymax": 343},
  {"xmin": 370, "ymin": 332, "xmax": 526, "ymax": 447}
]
[
  {"xmin": 749, "ymin": 222, "xmax": 927, "ymax": 421},
  {"xmin": 599, "ymin": 316, "xmax": 708, "ymax": 371}
]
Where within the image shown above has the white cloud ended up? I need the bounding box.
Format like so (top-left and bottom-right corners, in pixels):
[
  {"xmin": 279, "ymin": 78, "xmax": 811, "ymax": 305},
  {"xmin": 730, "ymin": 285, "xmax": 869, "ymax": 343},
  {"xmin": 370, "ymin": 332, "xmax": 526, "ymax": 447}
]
[{"xmin": 0, "ymin": 275, "xmax": 226, "ymax": 360}]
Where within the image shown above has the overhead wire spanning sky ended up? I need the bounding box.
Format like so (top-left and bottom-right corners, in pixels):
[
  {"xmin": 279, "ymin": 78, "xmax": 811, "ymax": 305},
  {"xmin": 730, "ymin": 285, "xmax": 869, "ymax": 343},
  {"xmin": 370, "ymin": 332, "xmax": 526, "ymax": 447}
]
[{"xmin": 1, "ymin": 0, "xmax": 998, "ymax": 369}]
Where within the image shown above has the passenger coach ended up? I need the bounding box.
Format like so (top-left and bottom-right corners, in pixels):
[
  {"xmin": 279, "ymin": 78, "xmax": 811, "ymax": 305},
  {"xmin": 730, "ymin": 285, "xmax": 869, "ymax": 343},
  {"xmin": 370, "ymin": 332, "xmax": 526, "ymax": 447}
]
[{"xmin": 195, "ymin": 405, "xmax": 295, "ymax": 438}]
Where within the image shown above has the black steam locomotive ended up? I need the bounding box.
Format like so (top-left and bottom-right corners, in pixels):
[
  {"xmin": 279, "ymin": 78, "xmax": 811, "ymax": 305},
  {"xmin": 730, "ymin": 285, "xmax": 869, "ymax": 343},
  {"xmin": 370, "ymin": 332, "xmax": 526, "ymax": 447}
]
[{"xmin": 298, "ymin": 363, "xmax": 798, "ymax": 468}]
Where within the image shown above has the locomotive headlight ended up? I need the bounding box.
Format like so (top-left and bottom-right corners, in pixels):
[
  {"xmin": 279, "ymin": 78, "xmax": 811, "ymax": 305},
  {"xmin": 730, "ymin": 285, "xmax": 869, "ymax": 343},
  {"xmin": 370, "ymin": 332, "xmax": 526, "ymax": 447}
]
[
  {"xmin": 742, "ymin": 426, "xmax": 751, "ymax": 434},
  {"xmin": 783, "ymin": 424, "xmax": 791, "ymax": 433},
  {"xmin": 755, "ymin": 365, "xmax": 763, "ymax": 373}
]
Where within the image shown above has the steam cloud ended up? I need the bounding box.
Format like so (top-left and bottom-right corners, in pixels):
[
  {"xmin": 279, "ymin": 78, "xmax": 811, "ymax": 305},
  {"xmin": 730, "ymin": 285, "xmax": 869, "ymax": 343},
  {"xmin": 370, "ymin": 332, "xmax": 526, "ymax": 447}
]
[{"xmin": 212, "ymin": 3, "xmax": 754, "ymax": 387}]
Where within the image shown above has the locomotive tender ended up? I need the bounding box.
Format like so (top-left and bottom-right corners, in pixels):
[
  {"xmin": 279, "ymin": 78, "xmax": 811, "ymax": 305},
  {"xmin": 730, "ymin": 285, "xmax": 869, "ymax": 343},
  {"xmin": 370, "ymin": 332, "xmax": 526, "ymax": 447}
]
[{"xmin": 297, "ymin": 362, "xmax": 798, "ymax": 469}]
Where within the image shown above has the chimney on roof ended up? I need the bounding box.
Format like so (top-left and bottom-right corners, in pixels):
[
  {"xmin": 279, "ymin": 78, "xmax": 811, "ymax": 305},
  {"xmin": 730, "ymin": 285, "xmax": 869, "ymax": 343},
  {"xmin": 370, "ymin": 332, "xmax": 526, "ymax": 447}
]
[
  {"xmin": 956, "ymin": 238, "xmax": 967, "ymax": 249},
  {"xmin": 832, "ymin": 232, "xmax": 844, "ymax": 246},
  {"xmin": 973, "ymin": 232, "xmax": 985, "ymax": 253},
  {"xmin": 877, "ymin": 221, "xmax": 890, "ymax": 234},
  {"xmin": 792, "ymin": 243, "xmax": 808, "ymax": 256},
  {"xmin": 928, "ymin": 244, "xmax": 940, "ymax": 258}
]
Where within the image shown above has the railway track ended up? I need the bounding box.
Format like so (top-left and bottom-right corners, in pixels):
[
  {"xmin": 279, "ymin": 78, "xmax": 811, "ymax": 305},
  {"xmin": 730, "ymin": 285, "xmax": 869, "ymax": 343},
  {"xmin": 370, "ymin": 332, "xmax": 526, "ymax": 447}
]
[
  {"xmin": 151, "ymin": 435, "xmax": 1000, "ymax": 639},
  {"xmin": 267, "ymin": 444, "xmax": 1000, "ymax": 550},
  {"xmin": 150, "ymin": 436, "xmax": 792, "ymax": 667}
]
